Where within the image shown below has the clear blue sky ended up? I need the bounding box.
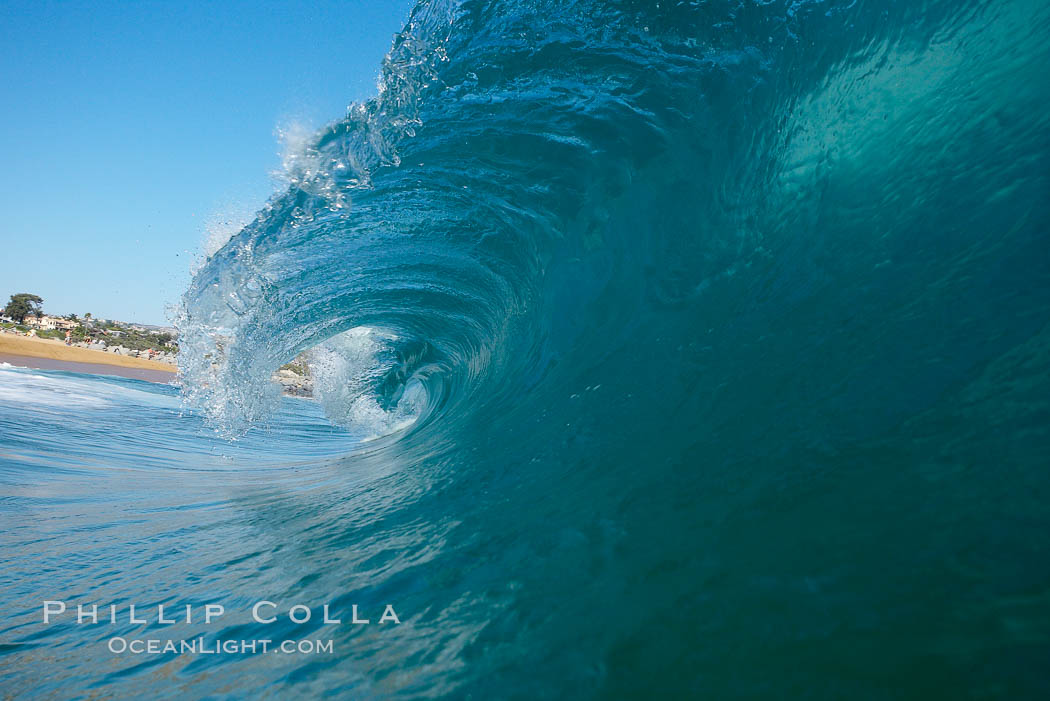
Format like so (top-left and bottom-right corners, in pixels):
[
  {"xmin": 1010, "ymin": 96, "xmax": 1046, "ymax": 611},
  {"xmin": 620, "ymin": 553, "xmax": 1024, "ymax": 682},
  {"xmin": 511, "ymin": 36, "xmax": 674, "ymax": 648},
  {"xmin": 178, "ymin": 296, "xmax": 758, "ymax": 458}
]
[{"xmin": 0, "ymin": 0, "xmax": 413, "ymax": 324}]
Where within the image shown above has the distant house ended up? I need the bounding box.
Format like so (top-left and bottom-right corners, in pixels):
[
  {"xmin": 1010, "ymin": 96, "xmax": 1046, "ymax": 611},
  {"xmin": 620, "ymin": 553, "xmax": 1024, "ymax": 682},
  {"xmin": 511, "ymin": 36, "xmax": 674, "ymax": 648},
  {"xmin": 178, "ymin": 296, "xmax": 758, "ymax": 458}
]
[
  {"xmin": 21, "ymin": 316, "xmax": 51, "ymax": 330},
  {"xmin": 23, "ymin": 315, "xmax": 79, "ymax": 331}
]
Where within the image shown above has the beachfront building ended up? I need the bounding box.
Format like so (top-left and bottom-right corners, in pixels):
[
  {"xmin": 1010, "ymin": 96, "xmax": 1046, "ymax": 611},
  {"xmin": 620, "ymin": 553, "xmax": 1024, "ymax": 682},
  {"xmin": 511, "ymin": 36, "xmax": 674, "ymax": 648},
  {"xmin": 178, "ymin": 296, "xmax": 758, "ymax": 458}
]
[
  {"xmin": 23, "ymin": 315, "xmax": 79, "ymax": 331},
  {"xmin": 21, "ymin": 316, "xmax": 51, "ymax": 330}
]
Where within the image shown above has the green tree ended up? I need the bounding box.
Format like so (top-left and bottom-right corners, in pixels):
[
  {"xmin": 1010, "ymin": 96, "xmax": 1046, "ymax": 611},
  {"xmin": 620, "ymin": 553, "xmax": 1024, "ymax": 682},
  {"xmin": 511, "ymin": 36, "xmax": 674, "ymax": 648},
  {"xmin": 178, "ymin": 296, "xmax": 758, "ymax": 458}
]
[{"xmin": 3, "ymin": 293, "xmax": 43, "ymax": 323}]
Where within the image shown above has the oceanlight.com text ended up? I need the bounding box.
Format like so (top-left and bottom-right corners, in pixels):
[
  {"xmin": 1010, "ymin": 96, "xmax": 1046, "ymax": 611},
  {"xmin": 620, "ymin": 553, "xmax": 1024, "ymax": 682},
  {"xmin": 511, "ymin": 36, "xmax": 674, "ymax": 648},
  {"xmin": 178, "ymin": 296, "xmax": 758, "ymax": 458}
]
[{"xmin": 107, "ymin": 637, "xmax": 334, "ymax": 655}]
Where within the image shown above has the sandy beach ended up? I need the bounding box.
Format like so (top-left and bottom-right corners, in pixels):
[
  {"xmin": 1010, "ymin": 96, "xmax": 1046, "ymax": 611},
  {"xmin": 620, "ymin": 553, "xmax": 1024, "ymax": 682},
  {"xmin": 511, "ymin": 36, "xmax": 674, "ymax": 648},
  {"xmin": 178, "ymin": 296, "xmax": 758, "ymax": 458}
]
[{"xmin": 0, "ymin": 334, "xmax": 176, "ymax": 383}]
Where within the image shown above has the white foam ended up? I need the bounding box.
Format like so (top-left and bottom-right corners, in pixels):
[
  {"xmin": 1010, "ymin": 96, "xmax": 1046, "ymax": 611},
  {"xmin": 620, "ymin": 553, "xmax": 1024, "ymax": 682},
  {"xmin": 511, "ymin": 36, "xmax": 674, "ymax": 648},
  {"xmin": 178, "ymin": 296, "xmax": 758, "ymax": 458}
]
[
  {"xmin": 0, "ymin": 365, "xmax": 173, "ymax": 410},
  {"xmin": 306, "ymin": 327, "xmax": 422, "ymax": 439}
]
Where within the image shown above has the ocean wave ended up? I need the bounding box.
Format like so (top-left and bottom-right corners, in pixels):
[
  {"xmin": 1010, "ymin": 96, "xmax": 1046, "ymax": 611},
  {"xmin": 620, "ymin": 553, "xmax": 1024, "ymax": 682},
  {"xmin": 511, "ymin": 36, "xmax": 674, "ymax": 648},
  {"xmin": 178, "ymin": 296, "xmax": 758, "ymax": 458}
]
[
  {"xmin": 70, "ymin": 0, "xmax": 1050, "ymax": 695},
  {"xmin": 179, "ymin": 0, "xmax": 1049, "ymax": 444}
]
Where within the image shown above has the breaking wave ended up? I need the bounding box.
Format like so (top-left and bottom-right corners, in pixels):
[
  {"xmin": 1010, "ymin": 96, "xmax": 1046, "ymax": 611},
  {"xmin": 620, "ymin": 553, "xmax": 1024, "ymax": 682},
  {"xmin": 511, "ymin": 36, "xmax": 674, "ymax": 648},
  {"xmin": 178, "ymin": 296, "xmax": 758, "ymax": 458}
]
[{"xmin": 172, "ymin": 0, "xmax": 1050, "ymax": 694}]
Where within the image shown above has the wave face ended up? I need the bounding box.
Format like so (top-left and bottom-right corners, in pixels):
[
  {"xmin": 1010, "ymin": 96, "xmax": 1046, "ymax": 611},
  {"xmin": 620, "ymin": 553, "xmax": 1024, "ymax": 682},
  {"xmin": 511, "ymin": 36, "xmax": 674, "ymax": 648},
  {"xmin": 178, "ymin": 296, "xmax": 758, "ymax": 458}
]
[{"xmin": 178, "ymin": 0, "xmax": 1050, "ymax": 696}]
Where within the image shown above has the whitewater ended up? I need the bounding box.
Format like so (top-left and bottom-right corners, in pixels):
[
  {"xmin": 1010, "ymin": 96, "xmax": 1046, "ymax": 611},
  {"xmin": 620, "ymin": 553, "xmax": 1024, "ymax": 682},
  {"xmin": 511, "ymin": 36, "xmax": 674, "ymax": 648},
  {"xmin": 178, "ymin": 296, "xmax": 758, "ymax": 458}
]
[{"xmin": 3, "ymin": 0, "xmax": 1050, "ymax": 697}]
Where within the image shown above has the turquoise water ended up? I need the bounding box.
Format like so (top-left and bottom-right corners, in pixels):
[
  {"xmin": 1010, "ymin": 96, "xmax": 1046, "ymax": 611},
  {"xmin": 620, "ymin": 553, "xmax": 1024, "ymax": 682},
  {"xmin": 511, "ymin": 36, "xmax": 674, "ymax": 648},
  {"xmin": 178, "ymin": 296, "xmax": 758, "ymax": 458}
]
[{"xmin": 4, "ymin": 0, "xmax": 1050, "ymax": 697}]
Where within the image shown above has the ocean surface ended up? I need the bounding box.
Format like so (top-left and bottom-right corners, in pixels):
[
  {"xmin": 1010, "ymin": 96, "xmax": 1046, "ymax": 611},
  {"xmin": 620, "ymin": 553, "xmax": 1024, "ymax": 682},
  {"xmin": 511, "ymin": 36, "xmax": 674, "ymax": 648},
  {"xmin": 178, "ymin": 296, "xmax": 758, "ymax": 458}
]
[{"xmin": 3, "ymin": 0, "xmax": 1050, "ymax": 697}]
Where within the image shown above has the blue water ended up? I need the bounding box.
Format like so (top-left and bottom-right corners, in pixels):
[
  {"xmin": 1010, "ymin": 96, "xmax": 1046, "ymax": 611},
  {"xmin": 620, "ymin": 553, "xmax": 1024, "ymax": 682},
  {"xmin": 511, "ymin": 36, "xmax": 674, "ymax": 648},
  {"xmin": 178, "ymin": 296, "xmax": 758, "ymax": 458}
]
[{"xmin": 4, "ymin": 0, "xmax": 1050, "ymax": 697}]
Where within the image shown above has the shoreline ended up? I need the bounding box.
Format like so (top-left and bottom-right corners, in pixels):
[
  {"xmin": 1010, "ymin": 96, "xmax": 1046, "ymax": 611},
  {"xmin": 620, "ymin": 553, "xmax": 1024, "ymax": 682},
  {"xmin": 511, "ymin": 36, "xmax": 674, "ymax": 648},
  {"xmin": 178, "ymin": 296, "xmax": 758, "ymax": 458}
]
[
  {"xmin": 0, "ymin": 353, "xmax": 177, "ymax": 383},
  {"xmin": 0, "ymin": 334, "xmax": 177, "ymax": 384}
]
